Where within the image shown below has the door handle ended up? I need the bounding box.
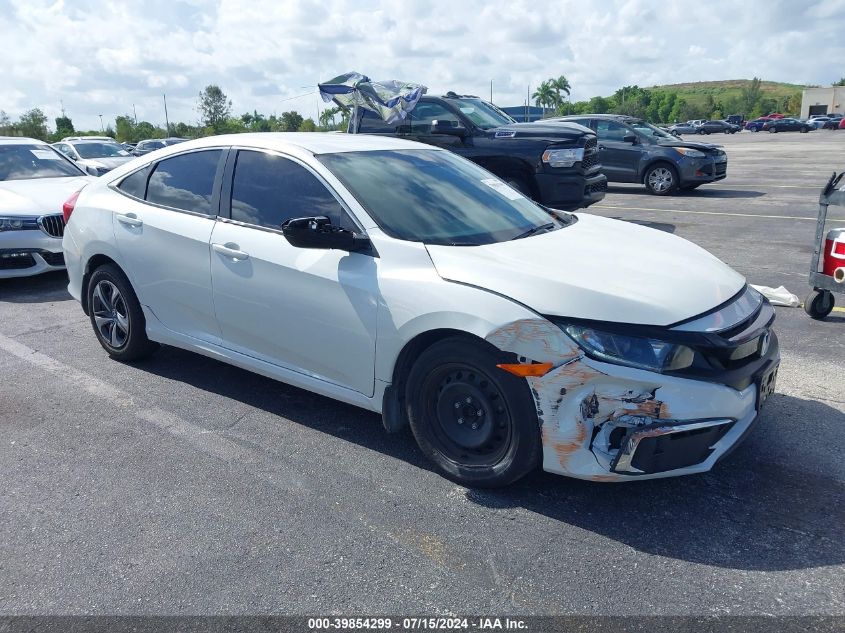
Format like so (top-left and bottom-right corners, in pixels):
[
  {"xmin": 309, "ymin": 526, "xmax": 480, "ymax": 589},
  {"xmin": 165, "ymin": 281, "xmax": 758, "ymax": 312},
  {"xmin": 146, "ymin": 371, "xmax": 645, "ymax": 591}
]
[
  {"xmin": 116, "ymin": 213, "xmax": 143, "ymax": 227},
  {"xmin": 212, "ymin": 242, "xmax": 249, "ymax": 261},
  {"xmin": 598, "ymin": 145, "xmax": 607, "ymax": 150}
]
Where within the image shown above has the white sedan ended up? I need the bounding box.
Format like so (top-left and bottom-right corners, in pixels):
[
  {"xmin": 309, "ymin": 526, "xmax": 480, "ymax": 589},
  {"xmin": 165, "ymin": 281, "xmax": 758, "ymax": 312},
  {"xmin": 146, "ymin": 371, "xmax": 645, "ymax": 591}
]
[
  {"xmin": 62, "ymin": 133, "xmax": 780, "ymax": 486},
  {"xmin": 0, "ymin": 137, "xmax": 94, "ymax": 278}
]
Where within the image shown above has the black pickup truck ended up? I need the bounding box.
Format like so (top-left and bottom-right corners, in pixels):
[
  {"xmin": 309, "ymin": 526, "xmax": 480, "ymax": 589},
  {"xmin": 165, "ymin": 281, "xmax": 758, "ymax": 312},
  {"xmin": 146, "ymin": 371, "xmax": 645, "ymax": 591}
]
[{"xmin": 350, "ymin": 92, "xmax": 607, "ymax": 210}]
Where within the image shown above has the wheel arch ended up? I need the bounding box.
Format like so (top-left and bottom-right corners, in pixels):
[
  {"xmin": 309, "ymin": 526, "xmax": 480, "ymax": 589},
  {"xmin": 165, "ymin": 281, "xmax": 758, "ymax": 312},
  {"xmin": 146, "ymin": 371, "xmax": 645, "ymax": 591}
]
[
  {"xmin": 640, "ymin": 159, "xmax": 679, "ymax": 184},
  {"xmin": 80, "ymin": 253, "xmax": 123, "ymax": 315}
]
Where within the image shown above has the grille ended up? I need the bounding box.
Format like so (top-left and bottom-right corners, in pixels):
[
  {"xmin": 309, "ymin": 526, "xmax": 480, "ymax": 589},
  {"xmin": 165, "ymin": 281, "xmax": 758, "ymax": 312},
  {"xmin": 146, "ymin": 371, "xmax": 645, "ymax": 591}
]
[
  {"xmin": 0, "ymin": 253, "xmax": 36, "ymax": 270},
  {"xmin": 40, "ymin": 251, "xmax": 65, "ymax": 266},
  {"xmin": 38, "ymin": 214, "xmax": 65, "ymax": 238},
  {"xmin": 715, "ymin": 162, "xmax": 727, "ymax": 176},
  {"xmin": 580, "ymin": 137, "xmax": 599, "ymax": 170},
  {"xmin": 587, "ymin": 179, "xmax": 608, "ymax": 195}
]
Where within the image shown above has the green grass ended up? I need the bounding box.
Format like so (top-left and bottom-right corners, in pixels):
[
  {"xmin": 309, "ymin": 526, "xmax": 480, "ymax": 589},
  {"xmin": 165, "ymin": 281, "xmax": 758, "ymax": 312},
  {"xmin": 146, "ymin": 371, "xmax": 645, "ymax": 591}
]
[{"xmin": 645, "ymin": 79, "xmax": 806, "ymax": 108}]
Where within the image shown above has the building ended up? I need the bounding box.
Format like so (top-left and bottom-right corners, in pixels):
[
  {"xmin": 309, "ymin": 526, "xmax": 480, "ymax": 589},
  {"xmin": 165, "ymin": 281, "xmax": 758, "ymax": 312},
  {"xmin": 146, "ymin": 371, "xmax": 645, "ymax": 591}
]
[
  {"xmin": 800, "ymin": 87, "xmax": 845, "ymax": 118},
  {"xmin": 500, "ymin": 105, "xmax": 553, "ymax": 123}
]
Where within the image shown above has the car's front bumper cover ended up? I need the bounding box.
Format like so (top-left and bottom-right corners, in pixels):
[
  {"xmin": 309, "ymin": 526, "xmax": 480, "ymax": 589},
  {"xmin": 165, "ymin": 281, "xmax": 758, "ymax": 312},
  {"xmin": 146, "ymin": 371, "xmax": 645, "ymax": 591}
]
[
  {"xmin": 485, "ymin": 311, "xmax": 778, "ymax": 482},
  {"xmin": 0, "ymin": 229, "xmax": 65, "ymax": 278}
]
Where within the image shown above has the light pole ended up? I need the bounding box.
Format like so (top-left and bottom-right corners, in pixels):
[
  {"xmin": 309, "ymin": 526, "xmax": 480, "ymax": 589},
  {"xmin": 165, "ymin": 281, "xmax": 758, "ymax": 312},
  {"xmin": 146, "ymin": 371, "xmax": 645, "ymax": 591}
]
[{"xmin": 98, "ymin": 114, "xmax": 104, "ymax": 132}]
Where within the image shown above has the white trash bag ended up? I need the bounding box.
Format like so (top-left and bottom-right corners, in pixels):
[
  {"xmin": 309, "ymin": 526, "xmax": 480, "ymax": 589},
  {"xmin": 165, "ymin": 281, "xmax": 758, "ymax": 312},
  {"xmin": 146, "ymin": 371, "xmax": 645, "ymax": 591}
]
[{"xmin": 751, "ymin": 285, "xmax": 801, "ymax": 307}]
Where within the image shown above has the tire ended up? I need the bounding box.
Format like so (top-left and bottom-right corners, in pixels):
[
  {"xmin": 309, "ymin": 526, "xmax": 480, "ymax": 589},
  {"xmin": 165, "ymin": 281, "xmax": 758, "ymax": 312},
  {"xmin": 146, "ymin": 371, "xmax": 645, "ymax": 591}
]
[
  {"xmin": 87, "ymin": 263, "xmax": 159, "ymax": 361},
  {"xmin": 752, "ymin": 127, "xmax": 759, "ymax": 132},
  {"xmin": 697, "ymin": 129, "xmax": 705, "ymax": 135},
  {"xmin": 800, "ymin": 126, "xmax": 809, "ymax": 133},
  {"xmin": 769, "ymin": 127, "xmax": 777, "ymax": 133},
  {"xmin": 405, "ymin": 337, "xmax": 542, "ymax": 487},
  {"xmin": 804, "ymin": 290, "xmax": 835, "ymax": 320},
  {"xmin": 644, "ymin": 163, "xmax": 678, "ymax": 196}
]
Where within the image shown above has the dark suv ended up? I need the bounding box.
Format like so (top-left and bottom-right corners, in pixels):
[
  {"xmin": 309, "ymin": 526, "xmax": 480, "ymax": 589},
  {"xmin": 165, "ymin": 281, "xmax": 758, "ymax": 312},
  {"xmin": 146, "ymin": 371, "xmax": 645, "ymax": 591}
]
[
  {"xmin": 549, "ymin": 114, "xmax": 728, "ymax": 195},
  {"xmin": 351, "ymin": 93, "xmax": 606, "ymax": 210}
]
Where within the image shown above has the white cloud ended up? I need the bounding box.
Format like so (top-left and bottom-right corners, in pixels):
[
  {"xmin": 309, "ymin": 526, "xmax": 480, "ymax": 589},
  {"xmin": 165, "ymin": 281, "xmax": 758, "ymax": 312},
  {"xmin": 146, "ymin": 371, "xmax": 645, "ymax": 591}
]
[{"xmin": 0, "ymin": 0, "xmax": 843, "ymax": 130}]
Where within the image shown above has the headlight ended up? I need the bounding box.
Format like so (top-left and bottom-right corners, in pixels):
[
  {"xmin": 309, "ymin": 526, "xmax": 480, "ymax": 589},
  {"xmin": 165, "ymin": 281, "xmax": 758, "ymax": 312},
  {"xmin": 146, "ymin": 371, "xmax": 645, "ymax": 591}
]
[
  {"xmin": 673, "ymin": 147, "xmax": 706, "ymax": 158},
  {"xmin": 0, "ymin": 216, "xmax": 39, "ymax": 231},
  {"xmin": 542, "ymin": 147, "xmax": 585, "ymax": 168},
  {"xmin": 563, "ymin": 324, "xmax": 695, "ymax": 372}
]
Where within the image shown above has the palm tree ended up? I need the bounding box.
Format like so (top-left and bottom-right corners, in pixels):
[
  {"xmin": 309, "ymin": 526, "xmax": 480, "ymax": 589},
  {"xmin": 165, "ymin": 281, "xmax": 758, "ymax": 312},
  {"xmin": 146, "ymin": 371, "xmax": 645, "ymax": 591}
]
[
  {"xmin": 551, "ymin": 75, "xmax": 571, "ymax": 114},
  {"xmin": 531, "ymin": 82, "xmax": 555, "ymax": 118}
]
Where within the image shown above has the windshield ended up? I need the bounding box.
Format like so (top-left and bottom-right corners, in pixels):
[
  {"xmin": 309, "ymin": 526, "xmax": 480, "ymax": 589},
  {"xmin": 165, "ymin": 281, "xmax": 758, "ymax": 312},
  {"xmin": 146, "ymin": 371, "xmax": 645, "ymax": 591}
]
[
  {"xmin": 318, "ymin": 149, "xmax": 570, "ymax": 246},
  {"xmin": 0, "ymin": 144, "xmax": 84, "ymax": 181},
  {"xmin": 452, "ymin": 99, "xmax": 515, "ymax": 130},
  {"xmin": 73, "ymin": 142, "xmax": 130, "ymax": 159},
  {"xmin": 629, "ymin": 120, "xmax": 676, "ymax": 140}
]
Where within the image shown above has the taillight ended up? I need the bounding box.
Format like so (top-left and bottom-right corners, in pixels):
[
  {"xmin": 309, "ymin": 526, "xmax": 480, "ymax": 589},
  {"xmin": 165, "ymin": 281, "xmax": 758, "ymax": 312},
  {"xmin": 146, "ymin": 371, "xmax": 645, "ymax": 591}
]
[{"xmin": 62, "ymin": 190, "xmax": 81, "ymax": 224}]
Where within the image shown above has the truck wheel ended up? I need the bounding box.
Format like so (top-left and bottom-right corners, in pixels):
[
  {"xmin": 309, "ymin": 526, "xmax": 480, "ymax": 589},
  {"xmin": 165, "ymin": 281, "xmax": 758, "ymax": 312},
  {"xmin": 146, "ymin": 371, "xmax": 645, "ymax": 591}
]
[
  {"xmin": 644, "ymin": 163, "xmax": 678, "ymax": 195},
  {"xmin": 804, "ymin": 290, "xmax": 835, "ymax": 320},
  {"xmin": 405, "ymin": 337, "xmax": 542, "ymax": 488}
]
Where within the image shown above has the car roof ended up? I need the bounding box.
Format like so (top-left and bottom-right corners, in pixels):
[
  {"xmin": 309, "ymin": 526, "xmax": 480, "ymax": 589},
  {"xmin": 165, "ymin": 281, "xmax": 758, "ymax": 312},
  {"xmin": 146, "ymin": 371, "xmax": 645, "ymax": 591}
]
[
  {"xmin": 152, "ymin": 132, "xmax": 434, "ymax": 155},
  {"xmin": 0, "ymin": 136, "xmax": 47, "ymax": 145},
  {"xmin": 65, "ymin": 138, "xmax": 119, "ymax": 144}
]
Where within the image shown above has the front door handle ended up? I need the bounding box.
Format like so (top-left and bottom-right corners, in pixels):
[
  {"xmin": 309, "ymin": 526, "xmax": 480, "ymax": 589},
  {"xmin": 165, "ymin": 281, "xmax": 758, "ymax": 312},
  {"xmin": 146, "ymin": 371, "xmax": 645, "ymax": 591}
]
[
  {"xmin": 116, "ymin": 213, "xmax": 143, "ymax": 227},
  {"xmin": 212, "ymin": 242, "xmax": 249, "ymax": 261}
]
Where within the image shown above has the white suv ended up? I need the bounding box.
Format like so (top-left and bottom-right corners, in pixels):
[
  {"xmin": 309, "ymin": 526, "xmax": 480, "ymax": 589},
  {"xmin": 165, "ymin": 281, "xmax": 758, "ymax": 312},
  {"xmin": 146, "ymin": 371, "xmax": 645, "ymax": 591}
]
[{"xmin": 63, "ymin": 133, "xmax": 779, "ymax": 486}]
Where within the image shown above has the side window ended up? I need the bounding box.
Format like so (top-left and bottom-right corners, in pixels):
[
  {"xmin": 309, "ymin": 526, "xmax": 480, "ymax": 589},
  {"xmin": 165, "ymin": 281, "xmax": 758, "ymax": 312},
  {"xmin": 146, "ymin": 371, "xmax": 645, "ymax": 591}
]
[
  {"xmin": 409, "ymin": 102, "xmax": 460, "ymax": 134},
  {"xmin": 145, "ymin": 150, "xmax": 222, "ymax": 214},
  {"xmin": 230, "ymin": 150, "xmax": 349, "ymax": 230},
  {"xmin": 358, "ymin": 110, "xmax": 402, "ymax": 134},
  {"xmin": 595, "ymin": 120, "xmax": 629, "ymax": 141},
  {"xmin": 118, "ymin": 168, "xmax": 150, "ymax": 199}
]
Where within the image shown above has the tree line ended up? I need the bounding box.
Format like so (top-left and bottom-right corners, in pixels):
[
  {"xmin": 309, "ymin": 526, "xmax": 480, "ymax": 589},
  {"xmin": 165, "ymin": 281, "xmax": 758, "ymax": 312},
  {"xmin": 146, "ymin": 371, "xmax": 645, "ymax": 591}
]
[
  {"xmin": 0, "ymin": 77, "xmax": 823, "ymax": 142},
  {"xmin": 532, "ymin": 76, "xmax": 805, "ymax": 122}
]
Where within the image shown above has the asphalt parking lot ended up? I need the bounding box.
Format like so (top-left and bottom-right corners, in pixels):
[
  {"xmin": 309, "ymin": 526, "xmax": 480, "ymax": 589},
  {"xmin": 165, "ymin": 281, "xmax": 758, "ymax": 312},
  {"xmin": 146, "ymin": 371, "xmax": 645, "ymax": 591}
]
[{"xmin": 1, "ymin": 131, "xmax": 844, "ymax": 617}]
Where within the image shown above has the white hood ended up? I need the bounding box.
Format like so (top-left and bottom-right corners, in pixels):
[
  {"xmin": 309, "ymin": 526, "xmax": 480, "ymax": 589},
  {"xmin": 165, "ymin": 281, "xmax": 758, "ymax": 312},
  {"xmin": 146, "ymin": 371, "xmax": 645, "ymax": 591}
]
[
  {"xmin": 0, "ymin": 176, "xmax": 94, "ymax": 217},
  {"xmin": 426, "ymin": 213, "xmax": 745, "ymax": 326}
]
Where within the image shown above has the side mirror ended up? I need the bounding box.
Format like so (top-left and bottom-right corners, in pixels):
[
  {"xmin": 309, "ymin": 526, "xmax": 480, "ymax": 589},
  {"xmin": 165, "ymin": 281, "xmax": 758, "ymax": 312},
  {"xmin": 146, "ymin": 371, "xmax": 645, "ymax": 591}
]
[
  {"xmin": 430, "ymin": 120, "xmax": 467, "ymax": 137},
  {"xmin": 622, "ymin": 133, "xmax": 637, "ymax": 144},
  {"xmin": 85, "ymin": 165, "xmax": 100, "ymax": 176},
  {"xmin": 281, "ymin": 216, "xmax": 370, "ymax": 252}
]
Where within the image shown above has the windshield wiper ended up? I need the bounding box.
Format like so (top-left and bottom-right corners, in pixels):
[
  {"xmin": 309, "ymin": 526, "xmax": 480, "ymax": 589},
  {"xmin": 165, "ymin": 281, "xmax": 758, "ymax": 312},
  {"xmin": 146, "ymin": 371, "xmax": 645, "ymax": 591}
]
[{"xmin": 512, "ymin": 222, "xmax": 555, "ymax": 240}]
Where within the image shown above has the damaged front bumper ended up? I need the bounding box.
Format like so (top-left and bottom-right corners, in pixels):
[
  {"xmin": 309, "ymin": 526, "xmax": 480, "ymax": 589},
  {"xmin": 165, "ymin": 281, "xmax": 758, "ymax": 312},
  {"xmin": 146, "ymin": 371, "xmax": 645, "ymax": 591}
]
[{"xmin": 487, "ymin": 310, "xmax": 778, "ymax": 482}]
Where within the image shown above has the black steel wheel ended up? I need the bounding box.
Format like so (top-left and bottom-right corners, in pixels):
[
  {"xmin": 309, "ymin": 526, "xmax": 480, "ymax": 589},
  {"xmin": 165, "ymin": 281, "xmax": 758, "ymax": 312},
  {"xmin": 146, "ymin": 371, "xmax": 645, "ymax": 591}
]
[
  {"xmin": 804, "ymin": 289, "xmax": 835, "ymax": 320},
  {"xmin": 87, "ymin": 263, "xmax": 159, "ymax": 361},
  {"xmin": 406, "ymin": 337, "xmax": 541, "ymax": 487}
]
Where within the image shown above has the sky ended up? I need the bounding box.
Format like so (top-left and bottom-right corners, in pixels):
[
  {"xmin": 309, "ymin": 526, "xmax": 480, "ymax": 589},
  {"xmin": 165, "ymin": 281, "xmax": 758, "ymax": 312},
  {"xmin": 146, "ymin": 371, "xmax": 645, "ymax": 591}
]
[{"xmin": 1, "ymin": 0, "xmax": 844, "ymax": 131}]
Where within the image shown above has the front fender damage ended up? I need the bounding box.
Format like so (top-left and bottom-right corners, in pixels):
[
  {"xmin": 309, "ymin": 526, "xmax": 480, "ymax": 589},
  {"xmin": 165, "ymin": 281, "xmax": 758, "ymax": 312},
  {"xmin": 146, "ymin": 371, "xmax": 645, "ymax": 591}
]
[{"xmin": 486, "ymin": 318, "xmax": 673, "ymax": 481}]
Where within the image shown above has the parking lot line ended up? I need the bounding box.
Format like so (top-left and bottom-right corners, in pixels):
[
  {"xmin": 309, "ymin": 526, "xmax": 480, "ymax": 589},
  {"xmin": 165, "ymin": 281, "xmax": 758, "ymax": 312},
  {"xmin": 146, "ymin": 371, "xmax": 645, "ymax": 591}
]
[
  {"xmin": 593, "ymin": 204, "xmax": 845, "ymax": 222},
  {"xmin": 0, "ymin": 332, "xmax": 260, "ymax": 465}
]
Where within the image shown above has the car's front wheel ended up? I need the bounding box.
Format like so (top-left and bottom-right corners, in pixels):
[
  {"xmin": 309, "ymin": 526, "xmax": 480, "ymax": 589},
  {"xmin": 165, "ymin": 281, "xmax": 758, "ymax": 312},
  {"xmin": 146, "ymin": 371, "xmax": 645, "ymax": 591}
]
[
  {"xmin": 88, "ymin": 264, "xmax": 158, "ymax": 361},
  {"xmin": 405, "ymin": 337, "xmax": 542, "ymax": 487},
  {"xmin": 644, "ymin": 163, "xmax": 678, "ymax": 195},
  {"xmin": 769, "ymin": 127, "xmax": 778, "ymax": 133}
]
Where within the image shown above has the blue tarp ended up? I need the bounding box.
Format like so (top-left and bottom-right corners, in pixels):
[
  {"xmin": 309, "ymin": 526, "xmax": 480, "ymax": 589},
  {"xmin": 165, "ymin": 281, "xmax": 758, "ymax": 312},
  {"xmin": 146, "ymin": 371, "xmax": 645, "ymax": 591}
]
[{"xmin": 318, "ymin": 71, "xmax": 427, "ymax": 129}]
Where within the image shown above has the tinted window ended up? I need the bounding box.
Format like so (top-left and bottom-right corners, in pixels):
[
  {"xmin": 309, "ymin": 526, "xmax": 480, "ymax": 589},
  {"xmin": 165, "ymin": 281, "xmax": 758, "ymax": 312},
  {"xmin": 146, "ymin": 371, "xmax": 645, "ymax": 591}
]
[
  {"xmin": 318, "ymin": 149, "xmax": 572, "ymax": 246},
  {"xmin": 358, "ymin": 110, "xmax": 401, "ymax": 133},
  {"xmin": 145, "ymin": 150, "xmax": 221, "ymax": 214},
  {"xmin": 0, "ymin": 144, "xmax": 84, "ymax": 181},
  {"xmin": 230, "ymin": 151, "xmax": 347, "ymax": 229},
  {"xmin": 409, "ymin": 102, "xmax": 460, "ymax": 134},
  {"xmin": 118, "ymin": 168, "xmax": 149, "ymax": 199},
  {"xmin": 73, "ymin": 142, "xmax": 130, "ymax": 159},
  {"xmin": 595, "ymin": 120, "xmax": 630, "ymax": 141}
]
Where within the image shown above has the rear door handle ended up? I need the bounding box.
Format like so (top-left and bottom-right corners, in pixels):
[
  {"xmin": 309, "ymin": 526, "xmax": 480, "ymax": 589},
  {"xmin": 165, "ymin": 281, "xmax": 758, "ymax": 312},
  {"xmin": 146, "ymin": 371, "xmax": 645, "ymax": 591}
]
[
  {"xmin": 116, "ymin": 213, "xmax": 143, "ymax": 227},
  {"xmin": 212, "ymin": 242, "xmax": 249, "ymax": 261}
]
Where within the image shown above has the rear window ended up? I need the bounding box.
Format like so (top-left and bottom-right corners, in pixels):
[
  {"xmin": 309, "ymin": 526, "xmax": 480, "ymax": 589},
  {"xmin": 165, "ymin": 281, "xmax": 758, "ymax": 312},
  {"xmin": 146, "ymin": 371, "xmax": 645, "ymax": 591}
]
[{"xmin": 145, "ymin": 150, "xmax": 222, "ymax": 214}]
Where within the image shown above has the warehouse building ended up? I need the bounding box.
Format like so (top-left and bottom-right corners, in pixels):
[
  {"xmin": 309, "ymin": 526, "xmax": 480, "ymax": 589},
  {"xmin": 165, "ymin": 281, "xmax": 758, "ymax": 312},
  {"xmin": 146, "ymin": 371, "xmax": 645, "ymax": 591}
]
[{"xmin": 801, "ymin": 87, "xmax": 845, "ymax": 118}]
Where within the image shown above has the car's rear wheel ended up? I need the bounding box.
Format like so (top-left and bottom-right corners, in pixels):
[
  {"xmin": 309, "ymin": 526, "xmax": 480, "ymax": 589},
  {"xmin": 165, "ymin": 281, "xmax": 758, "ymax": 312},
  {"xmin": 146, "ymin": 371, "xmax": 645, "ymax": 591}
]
[
  {"xmin": 644, "ymin": 163, "xmax": 678, "ymax": 195},
  {"xmin": 769, "ymin": 127, "xmax": 777, "ymax": 133},
  {"xmin": 88, "ymin": 264, "xmax": 158, "ymax": 361},
  {"xmin": 800, "ymin": 126, "xmax": 810, "ymax": 133},
  {"xmin": 405, "ymin": 337, "xmax": 542, "ymax": 487}
]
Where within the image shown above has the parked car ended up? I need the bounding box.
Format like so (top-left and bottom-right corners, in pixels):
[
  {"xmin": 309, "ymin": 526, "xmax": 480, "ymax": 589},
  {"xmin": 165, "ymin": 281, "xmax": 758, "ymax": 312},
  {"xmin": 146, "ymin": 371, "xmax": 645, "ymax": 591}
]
[
  {"xmin": 52, "ymin": 139, "xmax": 135, "ymax": 176},
  {"xmin": 666, "ymin": 121, "xmax": 700, "ymax": 135},
  {"xmin": 62, "ymin": 133, "xmax": 779, "ymax": 486},
  {"xmin": 725, "ymin": 114, "xmax": 745, "ymax": 128},
  {"xmin": 808, "ymin": 117, "xmax": 831, "ymax": 129},
  {"xmin": 840, "ymin": 117, "xmax": 845, "ymax": 130},
  {"xmin": 549, "ymin": 114, "xmax": 728, "ymax": 195},
  {"xmin": 0, "ymin": 137, "xmax": 93, "ymax": 278},
  {"xmin": 761, "ymin": 118, "xmax": 812, "ymax": 133},
  {"xmin": 821, "ymin": 115, "xmax": 843, "ymax": 130},
  {"xmin": 131, "ymin": 137, "xmax": 188, "ymax": 156},
  {"xmin": 695, "ymin": 120, "xmax": 739, "ymax": 134},
  {"xmin": 745, "ymin": 118, "xmax": 770, "ymax": 132},
  {"xmin": 350, "ymin": 92, "xmax": 606, "ymax": 210},
  {"xmin": 61, "ymin": 136, "xmax": 116, "ymax": 143}
]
